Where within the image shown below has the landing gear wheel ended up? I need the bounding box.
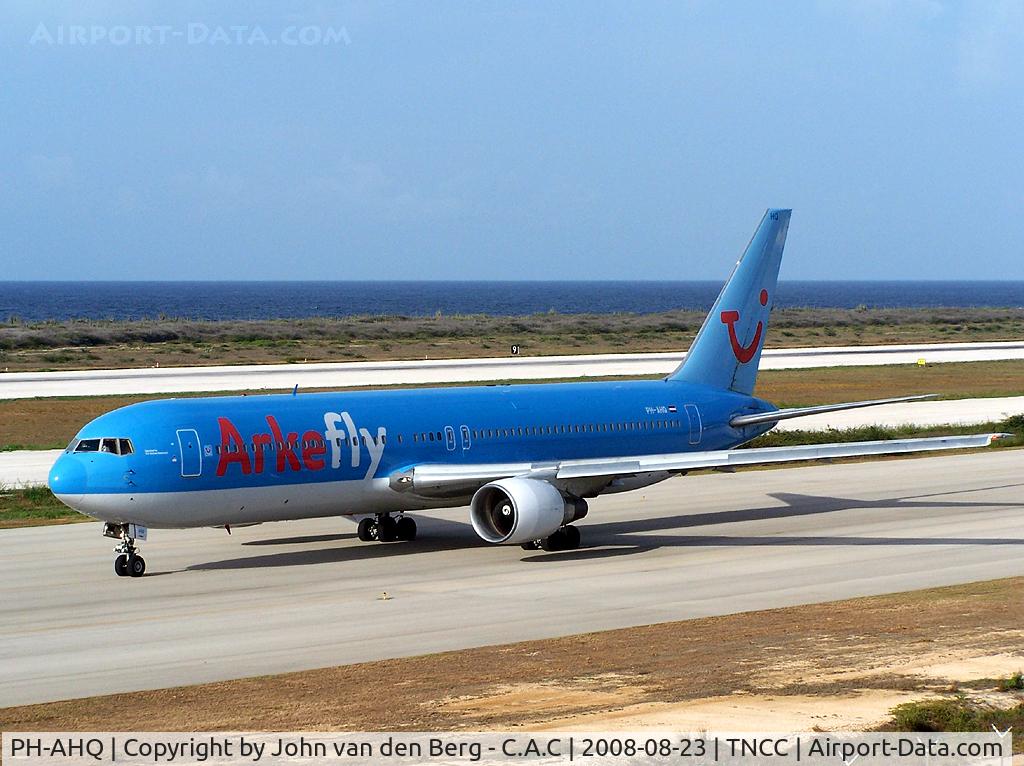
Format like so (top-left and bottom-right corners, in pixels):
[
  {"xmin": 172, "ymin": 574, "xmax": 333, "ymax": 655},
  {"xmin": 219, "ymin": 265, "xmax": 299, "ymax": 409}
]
[
  {"xmin": 540, "ymin": 529, "xmax": 565, "ymax": 552},
  {"xmin": 540, "ymin": 525, "xmax": 581, "ymax": 552},
  {"xmin": 396, "ymin": 516, "xmax": 417, "ymax": 541},
  {"xmin": 520, "ymin": 541, "xmax": 541, "ymax": 551},
  {"xmin": 110, "ymin": 526, "xmax": 144, "ymax": 578},
  {"xmin": 128, "ymin": 555, "xmax": 146, "ymax": 577},
  {"xmin": 357, "ymin": 518, "xmax": 375, "ymax": 542},
  {"xmin": 377, "ymin": 517, "xmax": 398, "ymax": 543}
]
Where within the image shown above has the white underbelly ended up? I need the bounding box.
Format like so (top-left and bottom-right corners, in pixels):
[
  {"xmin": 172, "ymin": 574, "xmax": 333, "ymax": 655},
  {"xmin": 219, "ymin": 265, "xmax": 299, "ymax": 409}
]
[{"xmin": 65, "ymin": 478, "xmax": 461, "ymax": 528}]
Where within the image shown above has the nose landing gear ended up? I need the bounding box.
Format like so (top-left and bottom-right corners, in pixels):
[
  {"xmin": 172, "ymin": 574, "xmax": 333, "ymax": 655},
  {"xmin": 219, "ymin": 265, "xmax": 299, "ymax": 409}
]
[
  {"xmin": 356, "ymin": 513, "xmax": 417, "ymax": 543},
  {"xmin": 104, "ymin": 522, "xmax": 146, "ymax": 578}
]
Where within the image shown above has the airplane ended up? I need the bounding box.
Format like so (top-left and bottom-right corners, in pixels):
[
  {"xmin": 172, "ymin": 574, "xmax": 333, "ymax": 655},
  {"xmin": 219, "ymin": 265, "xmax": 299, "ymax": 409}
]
[{"xmin": 48, "ymin": 209, "xmax": 1005, "ymax": 577}]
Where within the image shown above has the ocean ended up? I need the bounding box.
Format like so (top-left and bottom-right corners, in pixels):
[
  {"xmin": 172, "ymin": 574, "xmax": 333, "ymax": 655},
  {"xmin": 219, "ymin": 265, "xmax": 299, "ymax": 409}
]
[{"xmin": 1, "ymin": 281, "xmax": 1023, "ymax": 322}]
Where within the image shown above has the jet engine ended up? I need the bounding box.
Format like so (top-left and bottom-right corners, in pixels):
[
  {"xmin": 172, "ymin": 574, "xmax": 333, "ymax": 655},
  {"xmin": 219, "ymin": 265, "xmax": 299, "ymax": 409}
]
[{"xmin": 470, "ymin": 477, "xmax": 587, "ymax": 545}]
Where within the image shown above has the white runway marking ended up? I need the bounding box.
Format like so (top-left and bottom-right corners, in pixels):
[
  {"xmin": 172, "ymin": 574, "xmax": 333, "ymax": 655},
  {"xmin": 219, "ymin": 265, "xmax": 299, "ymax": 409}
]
[{"xmin": 0, "ymin": 450, "xmax": 1021, "ymax": 707}]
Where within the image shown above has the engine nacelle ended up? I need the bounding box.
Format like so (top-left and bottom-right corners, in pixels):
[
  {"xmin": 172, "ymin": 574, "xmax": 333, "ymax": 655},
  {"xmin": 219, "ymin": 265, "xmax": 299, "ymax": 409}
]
[{"xmin": 470, "ymin": 477, "xmax": 586, "ymax": 545}]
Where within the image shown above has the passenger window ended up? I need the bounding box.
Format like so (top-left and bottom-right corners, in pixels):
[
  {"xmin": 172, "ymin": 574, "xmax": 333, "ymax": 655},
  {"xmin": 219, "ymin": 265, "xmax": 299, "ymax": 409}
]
[{"xmin": 75, "ymin": 439, "xmax": 101, "ymax": 453}]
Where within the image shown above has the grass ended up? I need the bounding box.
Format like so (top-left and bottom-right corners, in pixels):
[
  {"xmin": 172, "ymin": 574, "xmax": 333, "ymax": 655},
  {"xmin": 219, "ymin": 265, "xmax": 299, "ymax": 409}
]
[
  {"xmin": 1, "ymin": 306, "xmax": 1024, "ymax": 372},
  {"xmin": 0, "ymin": 485, "xmax": 89, "ymax": 528},
  {"xmin": 997, "ymin": 671, "xmax": 1024, "ymax": 692},
  {"xmin": 883, "ymin": 696, "xmax": 1023, "ymax": 751},
  {"xmin": 753, "ymin": 358, "xmax": 1024, "ymax": 405},
  {"xmin": 745, "ymin": 415, "xmax": 1024, "ymax": 450}
]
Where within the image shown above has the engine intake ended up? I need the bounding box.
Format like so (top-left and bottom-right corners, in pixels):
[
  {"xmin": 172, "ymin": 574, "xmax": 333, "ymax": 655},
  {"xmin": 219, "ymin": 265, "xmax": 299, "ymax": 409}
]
[{"xmin": 470, "ymin": 477, "xmax": 587, "ymax": 545}]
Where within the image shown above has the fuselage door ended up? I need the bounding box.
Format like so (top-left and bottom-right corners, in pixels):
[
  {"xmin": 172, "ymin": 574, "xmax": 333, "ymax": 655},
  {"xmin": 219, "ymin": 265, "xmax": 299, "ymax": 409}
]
[
  {"xmin": 460, "ymin": 425, "xmax": 472, "ymax": 451},
  {"xmin": 176, "ymin": 428, "xmax": 202, "ymax": 478},
  {"xmin": 444, "ymin": 425, "xmax": 456, "ymax": 452},
  {"xmin": 684, "ymin": 404, "xmax": 702, "ymax": 446}
]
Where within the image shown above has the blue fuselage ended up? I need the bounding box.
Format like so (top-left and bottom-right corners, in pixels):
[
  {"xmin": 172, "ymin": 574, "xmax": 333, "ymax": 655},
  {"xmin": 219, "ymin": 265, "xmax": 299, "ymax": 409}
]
[{"xmin": 48, "ymin": 378, "xmax": 775, "ymax": 526}]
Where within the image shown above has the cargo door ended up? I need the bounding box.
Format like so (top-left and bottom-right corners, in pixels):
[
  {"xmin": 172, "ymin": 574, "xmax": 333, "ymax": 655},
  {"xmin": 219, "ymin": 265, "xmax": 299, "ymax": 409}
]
[{"xmin": 684, "ymin": 405, "xmax": 702, "ymax": 446}]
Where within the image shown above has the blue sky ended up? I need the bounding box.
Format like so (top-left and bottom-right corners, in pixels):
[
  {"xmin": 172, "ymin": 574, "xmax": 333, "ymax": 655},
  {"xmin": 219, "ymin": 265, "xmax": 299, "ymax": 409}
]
[{"xmin": 2, "ymin": 1, "xmax": 1022, "ymax": 280}]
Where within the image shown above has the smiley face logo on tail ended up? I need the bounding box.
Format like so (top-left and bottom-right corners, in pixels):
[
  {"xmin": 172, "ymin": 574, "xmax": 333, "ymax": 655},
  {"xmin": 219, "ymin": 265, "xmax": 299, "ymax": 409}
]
[{"xmin": 720, "ymin": 289, "xmax": 769, "ymax": 364}]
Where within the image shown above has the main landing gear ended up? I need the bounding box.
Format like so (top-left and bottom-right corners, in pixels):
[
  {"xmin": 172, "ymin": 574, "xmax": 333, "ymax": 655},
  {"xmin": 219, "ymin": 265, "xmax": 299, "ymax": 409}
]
[
  {"xmin": 104, "ymin": 523, "xmax": 146, "ymax": 578},
  {"xmin": 521, "ymin": 524, "xmax": 582, "ymax": 552},
  {"xmin": 357, "ymin": 513, "xmax": 417, "ymax": 543}
]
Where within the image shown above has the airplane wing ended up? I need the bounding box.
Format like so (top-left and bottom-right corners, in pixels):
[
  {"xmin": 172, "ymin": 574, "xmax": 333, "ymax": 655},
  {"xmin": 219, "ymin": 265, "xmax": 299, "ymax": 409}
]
[{"xmin": 390, "ymin": 432, "xmax": 1009, "ymax": 498}]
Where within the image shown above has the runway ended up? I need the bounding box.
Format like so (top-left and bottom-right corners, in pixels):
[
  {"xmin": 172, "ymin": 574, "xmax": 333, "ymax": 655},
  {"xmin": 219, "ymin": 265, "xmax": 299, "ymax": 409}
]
[
  {"xmin": 2, "ymin": 341, "xmax": 1023, "ymax": 400},
  {"xmin": 1, "ymin": 450, "xmax": 1022, "ymax": 707}
]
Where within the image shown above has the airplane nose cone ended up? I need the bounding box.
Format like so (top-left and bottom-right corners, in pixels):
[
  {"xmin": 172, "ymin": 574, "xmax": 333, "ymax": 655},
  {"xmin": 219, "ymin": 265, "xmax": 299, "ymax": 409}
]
[{"xmin": 49, "ymin": 454, "xmax": 88, "ymax": 497}]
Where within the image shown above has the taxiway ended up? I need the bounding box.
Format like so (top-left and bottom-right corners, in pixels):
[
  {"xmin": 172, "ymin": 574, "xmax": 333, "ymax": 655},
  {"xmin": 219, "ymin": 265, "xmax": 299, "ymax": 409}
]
[{"xmin": 1, "ymin": 449, "xmax": 1021, "ymax": 707}]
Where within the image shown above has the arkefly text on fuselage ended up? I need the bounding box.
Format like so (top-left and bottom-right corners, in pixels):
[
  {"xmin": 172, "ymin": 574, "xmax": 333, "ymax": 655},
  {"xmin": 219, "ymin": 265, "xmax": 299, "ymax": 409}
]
[{"xmin": 48, "ymin": 210, "xmax": 1005, "ymax": 577}]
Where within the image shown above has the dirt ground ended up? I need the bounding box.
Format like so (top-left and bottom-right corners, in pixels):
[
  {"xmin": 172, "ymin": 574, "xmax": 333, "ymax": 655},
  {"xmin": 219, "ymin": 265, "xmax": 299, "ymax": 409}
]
[{"xmin": 3, "ymin": 577, "xmax": 1021, "ymax": 740}]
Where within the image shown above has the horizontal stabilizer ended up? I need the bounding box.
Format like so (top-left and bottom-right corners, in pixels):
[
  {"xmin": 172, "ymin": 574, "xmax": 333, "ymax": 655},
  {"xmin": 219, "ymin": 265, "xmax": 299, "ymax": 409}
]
[{"xmin": 729, "ymin": 394, "xmax": 937, "ymax": 428}]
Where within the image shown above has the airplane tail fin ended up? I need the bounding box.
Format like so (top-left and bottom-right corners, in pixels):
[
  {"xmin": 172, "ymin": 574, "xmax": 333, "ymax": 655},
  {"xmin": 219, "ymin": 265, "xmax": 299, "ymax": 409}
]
[{"xmin": 667, "ymin": 208, "xmax": 791, "ymax": 395}]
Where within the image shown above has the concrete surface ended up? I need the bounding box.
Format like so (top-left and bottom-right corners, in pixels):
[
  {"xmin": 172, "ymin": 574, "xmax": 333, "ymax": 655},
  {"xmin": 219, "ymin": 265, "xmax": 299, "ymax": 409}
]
[
  {"xmin": 1, "ymin": 450, "xmax": 1021, "ymax": 707},
  {"xmin": 2, "ymin": 341, "xmax": 1023, "ymax": 400},
  {"xmin": 773, "ymin": 395, "xmax": 1024, "ymax": 431},
  {"xmin": 0, "ymin": 450, "xmax": 62, "ymax": 488}
]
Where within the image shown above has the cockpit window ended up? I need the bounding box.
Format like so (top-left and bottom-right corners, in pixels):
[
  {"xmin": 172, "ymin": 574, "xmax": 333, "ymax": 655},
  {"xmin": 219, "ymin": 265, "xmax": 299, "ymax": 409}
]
[{"xmin": 74, "ymin": 438, "xmax": 133, "ymax": 456}]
